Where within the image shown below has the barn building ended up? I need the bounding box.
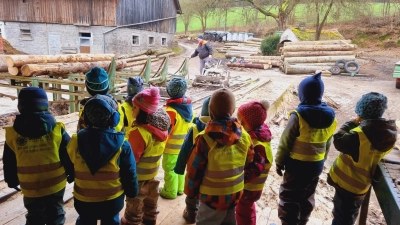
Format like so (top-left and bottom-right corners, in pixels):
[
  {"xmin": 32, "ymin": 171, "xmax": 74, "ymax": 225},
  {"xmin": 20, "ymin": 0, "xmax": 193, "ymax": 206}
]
[{"xmin": 0, "ymin": 0, "xmax": 182, "ymax": 55}]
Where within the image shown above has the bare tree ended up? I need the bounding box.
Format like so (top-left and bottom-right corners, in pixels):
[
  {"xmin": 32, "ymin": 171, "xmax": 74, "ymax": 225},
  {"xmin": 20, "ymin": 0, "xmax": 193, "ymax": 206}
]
[
  {"xmin": 245, "ymin": 0, "xmax": 300, "ymax": 30},
  {"xmin": 192, "ymin": 0, "xmax": 219, "ymax": 32},
  {"xmin": 179, "ymin": 0, "xmax": 195, "ymax": 35}
]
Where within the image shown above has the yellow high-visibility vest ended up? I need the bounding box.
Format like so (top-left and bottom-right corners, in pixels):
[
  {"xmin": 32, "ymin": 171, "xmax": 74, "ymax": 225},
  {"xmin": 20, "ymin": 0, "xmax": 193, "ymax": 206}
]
[
  {"xmin": 164, "ymin": 107, "xmax": 192, "ymax": 154},
  {"xmin": 290, "ymin": 110, "xmax": 337, "ymax": 161},
  {"xmin": 120, "ymin": 101, "xmax": 134, "ymax": 137},
  {"xmin": 78, "ymin": 102, "xmax": 125, "ymax": 132},
  {"xmin": 134, "ymin": 126, "xmax": 167, "ymax": 181},
  {"xmin": 199, "ymin": 130, "xmax": 252, "ymax": 195},
  {"xmin": 5, "ymin": 122, "xmax": 66, "ymax": 198},
  {"xmin": 245, "ymin": 139, "xmax": 273, "ymax": 191},
  {"xmin": 329, "ymin": 127, "xmax": 391, "ymax": 194},
  {"xmin": 67, "ymin": 134, "xmax": 124, "ymax": 202}
]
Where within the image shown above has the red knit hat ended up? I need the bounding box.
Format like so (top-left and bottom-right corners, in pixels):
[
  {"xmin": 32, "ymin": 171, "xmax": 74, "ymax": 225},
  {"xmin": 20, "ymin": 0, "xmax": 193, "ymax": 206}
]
[
  {"xmin": 132, "ymin": 87, "xmax": 160, "ymax": 114},
  {"xmin": 238, "ymin": 100, "xmax": 270, "ymax": 129}
]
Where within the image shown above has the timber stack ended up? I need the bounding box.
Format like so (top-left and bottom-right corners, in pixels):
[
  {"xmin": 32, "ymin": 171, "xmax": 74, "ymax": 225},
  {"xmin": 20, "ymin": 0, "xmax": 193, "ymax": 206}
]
[
  {"xmin": 280, "ymin": 40, "xmax": 357, "ymax": 75},
  {"xmin": 118, "ymin": 47, "xmax": 175, "ymax": 68},
  {"xmin": 227, "ymin": 56, "xmax": 282, "ymax": 70},
  {"xmin": 5, "ymin": 54, "xmax": 121, "ymax": 76},
  {"xmin": 217, "ymin": 38, "xmax": 263, "ymax": 58}
]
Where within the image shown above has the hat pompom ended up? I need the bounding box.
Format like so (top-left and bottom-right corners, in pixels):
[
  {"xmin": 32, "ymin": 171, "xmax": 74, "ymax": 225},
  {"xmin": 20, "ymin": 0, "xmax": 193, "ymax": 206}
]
[
  {"xmin": 260, "ymin": 99, "xmax": 270, "ymax": 111},
  {"xmin": 150, "ymin": 87, "xmax": 159, "ymax": 97}
]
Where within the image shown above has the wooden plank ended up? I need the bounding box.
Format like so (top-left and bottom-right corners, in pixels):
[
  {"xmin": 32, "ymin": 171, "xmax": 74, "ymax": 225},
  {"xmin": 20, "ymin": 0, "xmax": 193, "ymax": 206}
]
[{"xmin": 0, "ymin": 83, "xmax": 89, "ymax": 97}]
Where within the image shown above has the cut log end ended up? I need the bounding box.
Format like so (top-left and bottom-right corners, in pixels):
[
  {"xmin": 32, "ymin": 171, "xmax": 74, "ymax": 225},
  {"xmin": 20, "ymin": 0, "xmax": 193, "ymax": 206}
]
[{"xmin": 8, "ymin": 67, "xmax": 20, "ymax": 75}]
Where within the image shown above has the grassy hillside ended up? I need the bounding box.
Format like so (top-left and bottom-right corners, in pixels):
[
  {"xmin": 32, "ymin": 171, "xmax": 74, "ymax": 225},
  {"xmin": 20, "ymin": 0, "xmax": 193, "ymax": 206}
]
[{"xmin": 176, "ymin": 3, "xmax": 399, "ymax": 33}]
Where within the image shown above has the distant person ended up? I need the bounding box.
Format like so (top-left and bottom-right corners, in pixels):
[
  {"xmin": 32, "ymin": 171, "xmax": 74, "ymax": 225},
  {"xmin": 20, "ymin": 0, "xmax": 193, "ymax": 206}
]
[
  {"xmin": 67, "ymin": 94, "xmax": 138, "ymax": 225},
  {"xmin": 190, "ymin": 34, "xmax": 213, "ymax": 75},
  {"xmin": 275, "ymin": 72, "xmax": 337, "ymax": 225},
  {"xmin": 77, "ymin": 66, "xmax": 126, "ymax": 132},
  {"xmin": 173, "ymin": 97, "xmax": 211, "ymax": 224},
  {"xmin": 160, "ymin": 78, "xmax": 193, "ymax": 200},
  {"xmin": 121, "ymin": 88, "xmax": 170, "ymax": 225},
  {"xmin": 327, "ymin": 92, "xmax": 397, "ymax": 225},
  {"xmin": 185, "ymin": 88, "xmax": 255, "ymax": 225},
  {"xmin": 236, "ymin": 100, "xmax": 273, "ymax": 225},
  {"xmin": 3, "ymin": 87, "xmax": 73, "ymax": 225},
  {"xmin": 120, "ymin": 76, "xmax": 144, "ymax": 136}
]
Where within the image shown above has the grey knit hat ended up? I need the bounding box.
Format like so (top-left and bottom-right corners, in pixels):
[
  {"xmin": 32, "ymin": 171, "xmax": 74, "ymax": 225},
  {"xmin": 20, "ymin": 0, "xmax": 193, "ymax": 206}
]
[
  {"xmin": 355, "ymin": 92, "xmax": 387, "ymax": 119},
  {"xmin": 166, "ymin": 78, "xmax": 187, "ymax": 98}
]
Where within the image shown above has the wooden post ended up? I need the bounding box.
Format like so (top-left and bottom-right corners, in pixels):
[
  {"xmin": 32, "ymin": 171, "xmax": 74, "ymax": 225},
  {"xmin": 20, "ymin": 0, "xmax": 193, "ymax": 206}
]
[{"xmin": 357, "ymin": 187, "xmax": 371, "ymax": 225}]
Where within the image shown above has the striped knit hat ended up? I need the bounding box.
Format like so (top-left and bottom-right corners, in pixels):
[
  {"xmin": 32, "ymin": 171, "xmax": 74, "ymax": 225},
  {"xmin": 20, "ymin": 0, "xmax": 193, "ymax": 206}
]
[
  {"xmin": 133, "ymin": 87, "xmax": 160, "ymax": 114},
  {"xmin": 85, "ymin": 66, "xmax": 109, "ymax": 96},
  {"xmin": 18, "ymin": 87, "xmax": 49, "ymax": 113}
]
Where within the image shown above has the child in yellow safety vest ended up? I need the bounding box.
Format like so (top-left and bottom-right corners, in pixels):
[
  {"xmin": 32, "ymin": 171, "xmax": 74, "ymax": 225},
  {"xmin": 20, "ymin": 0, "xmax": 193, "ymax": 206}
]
[
  {"xmin": 174, "ymin": 97, "xmax": 211, "ymax": 224},
  {"xmin": 327, "ymin": 92, "xmax": 397, "ymax": 225},
  {"xmin": 160, "ymin": 77, "xmax": 193, "ymax": 199},
  {"xmin": 236, "ymin": 100, "xmax": 273, "ymax": 225},
  {"xmin": 275, "ymin": 72, "xmax": 337, "ymax": 225},
  {"xmin": 121, "ymin": 88, "xmax": 171, "ymax": 225},
  {"xmin": 3, "ymin": 87, "xmax": 73, "ymax": 225},
  {"xmin": 120, "ymin": 77, "xmax": 144, "ymax": 136},
  {"xmin": 185, "ymin": 88, "xmax": 255, "ymax": 225},
  {"xmin": 67, "ymin": 94, "xmax": 138, "ymax": 225},
  {"xmin": 77, "ymin": 66, "xmax": 126, "ymax": 132}
]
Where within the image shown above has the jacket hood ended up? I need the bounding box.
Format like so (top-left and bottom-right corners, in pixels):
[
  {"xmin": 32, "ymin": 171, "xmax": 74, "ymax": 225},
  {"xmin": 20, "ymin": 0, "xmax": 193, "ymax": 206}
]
[
  {"xmin": 247, "ymin": 123, "xmax": 272, "ymax": 142},
  {"xmin": 166, "ymin": 97, "xmax": 193, "ymax": 122},
  {"xmin": 77, "ymin": 129, "xmax": 125, "ymax": 175},
  {"xmin": 296, "ymin": 103, "xmax": 335, "ymax": 128},
  {"xmin": 141, "ymin": 124, "xmax": 168, "ymax": 142},
  {"xmin": 13, "ymin": 111, "xmax": 56, "ymax": 138},
  {"xmin": 298, "ymin": 72, "xmax": 324, "ymax": 105},
  {"xmin": 204, "ymin": 118, "xmax": 242, "ymax": 146},
  {"xmin": 360, "ymin": 119, "xmax": 397, "ymax": 152},
  {"xmin": 195, "ymin": 116, "xmax": 210, "ymax": 132}
]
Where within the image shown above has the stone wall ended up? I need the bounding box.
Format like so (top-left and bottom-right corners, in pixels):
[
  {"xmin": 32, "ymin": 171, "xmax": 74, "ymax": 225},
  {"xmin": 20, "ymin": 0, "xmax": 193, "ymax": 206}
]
[{"xmin": 2, "ymin": 22, "xmax": 174, "ymax": 55}]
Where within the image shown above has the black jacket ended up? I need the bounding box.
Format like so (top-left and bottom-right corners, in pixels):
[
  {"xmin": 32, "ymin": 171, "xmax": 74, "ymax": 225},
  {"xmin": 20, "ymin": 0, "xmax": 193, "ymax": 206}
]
[{"xmin": 191, "ymin": 41, "xmax": 213, "ymax": 59}]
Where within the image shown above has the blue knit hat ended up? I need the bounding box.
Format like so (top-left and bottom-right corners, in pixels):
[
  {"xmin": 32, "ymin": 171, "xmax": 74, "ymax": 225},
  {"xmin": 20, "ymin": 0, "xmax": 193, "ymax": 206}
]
[
  {"xmin": 85, "ymin": 67, "xmax": 109, "ymax": 96},
  {"xmin": 298, "ymin": 72, "xmax": 324, "ymax": 105},
  {"xmin": 198, "ymin": 35, "xmax": 204, "ymax": 39},
  {"xmin": 355, "ymin": 92, "xmax": 387, "ymax": 119},
  {"xmin": 201, "ymin": 97, "xmax": 210, "ymax": 116},
  {"xmin": 167, "ymin": 78, "xmax": 187, "ymax": 98},
  {"xmin": 83, "ymin": 94, "xmax": 120, "ymax": 128},
  {"xmin": 127, "ymin": 77, "xmax": 144, "ymax": 97},
  {"xmin": 18, "ymin": 87, "xmax": 49, "ymax": 113}
]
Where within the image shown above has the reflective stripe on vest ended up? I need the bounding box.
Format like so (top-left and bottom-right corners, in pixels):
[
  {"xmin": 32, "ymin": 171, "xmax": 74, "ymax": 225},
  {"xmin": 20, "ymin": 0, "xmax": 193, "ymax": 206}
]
[
  {"xmin": 290, "ymin": 110, "xmax": 337, "ymax": 162},
  {"xmin": 67, "ymin": 134, "xmax": 124, "ymax": 202},
  {"xmin": 328, "ymin": 127, "xmax": 391, "ymax": 194},
  {"xmin": 135, "ymin": 126, "xmax": 166, "ymax": 181},
  {"xmin": 245, "ymin": 140, "xmax": 273, "ymax": 191},
  {"xmin": 5, "ymin": 122, "xmax": 66, "ymax": 198},
  {"xmin": 199, "ymin": 130, "xmax": 251, "ymax": 195},
  {"xmin": 164, "ymin": 107, "xmax": 192, "ymax": 154}
]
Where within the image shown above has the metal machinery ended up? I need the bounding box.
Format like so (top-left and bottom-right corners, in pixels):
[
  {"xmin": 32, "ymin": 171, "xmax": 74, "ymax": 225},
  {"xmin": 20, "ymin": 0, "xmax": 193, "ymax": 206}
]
[{"xmin": 192, "ymin": 59, "xmax": 230, "ymax": 88}]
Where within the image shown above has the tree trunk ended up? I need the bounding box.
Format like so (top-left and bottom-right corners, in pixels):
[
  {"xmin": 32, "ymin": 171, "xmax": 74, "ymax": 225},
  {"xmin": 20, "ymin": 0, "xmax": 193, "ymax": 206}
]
[
  {"xmin": 126, "ymin": 58, "xmax": 159, "ymax": 68},
  {"xmin": 6, "ymin": 54, "xmax": 115, "ymax": 67},
  {"xmin": 21, "ymin": 60, "xmax": 126, "ymax": 77},
  {"xmin": 228, "ymin": 63, "xmax": 270, "ymax": 69},
  {"xmin": 284, "ymin": 55, "xmax": 355, "ymax": 64},
  {"xmin": 0, "ymin": 57, "xmax": 7, "ymax": 72},
  {"xmin": 283, "ymin": 50, "xmax": 355, "ymax": 57},
  {"xmin": 157, "ymin": 52, "xmax": 175, "ymax": 58},
  {"xmin": 125, "ymin": 55, "xmax": 156, "ymax": 63},
  {"xmin": 244, "ymin": 56, "xmax": 281, "ymax": 60},
  {"xmin": 117, "ymin": 50, "xmax": 148, "ymax": 59},
  {"xmin": 8, "ymin": 67, "xmax": 20, "ymax": 75},
  {"xmin": 283, "ymin": 40, "xmax": 352, "ymax": 46},
  {"xmin": 283, "ymin": 44, "xmax": 356, "ymax": 52},
  {"xmin": 284, "ymin": 63, "xmax": 332, "ymax": 75}
]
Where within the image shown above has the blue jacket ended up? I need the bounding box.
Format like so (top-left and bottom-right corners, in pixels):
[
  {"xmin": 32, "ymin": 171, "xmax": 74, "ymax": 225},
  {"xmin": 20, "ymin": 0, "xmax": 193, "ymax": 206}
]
[
  {"xmin": 174, "ymin": 116, "xmax": 209, "ymax": 175},
  {"xmin": 3, "ymin": 112, "xmax": 73, "ymax": 188},
  {"xmin": 77, "ymin": 128, "xmax": 138, "ymax": 198}
]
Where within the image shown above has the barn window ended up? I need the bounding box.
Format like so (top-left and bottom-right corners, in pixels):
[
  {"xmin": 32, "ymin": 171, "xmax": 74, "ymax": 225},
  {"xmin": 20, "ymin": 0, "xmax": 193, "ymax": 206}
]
[
  {"xmin": 132, "ymin": 35, "xmax": 140, "ymax": 45},
  {"xmin": 148, "ymin": 36, "xmax": 154, "ymax": 45},
  {"xmin": 161, "ymin": 37, "xmax": 167, "ymax": 46},
  {"xmin": 20, "ymin": 28, "xmax": 32, "ymax": 40}
]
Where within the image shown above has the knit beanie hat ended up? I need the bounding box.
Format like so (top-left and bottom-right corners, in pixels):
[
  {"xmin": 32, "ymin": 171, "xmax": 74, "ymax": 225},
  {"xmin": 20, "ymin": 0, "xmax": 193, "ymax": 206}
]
[
  {"xmin": 133, "ymin": 87, "xmax": 160, "ymax": 114},
  {"xmin": 18, "ymin": 87, "xmax": 49, "ymax": 113},
  {"xmin": 238, "ymin": 100, "xmax": 270, "ymax": 129},
  {"xmin": 85, "ymin": 66, "xmax": 109, "ymax": 96},
  {"xmin": 201, "ymin": 97, "xmax": 211, "ymax": 116},
  {"xmin": 127, "ymin": 77, "xmax": 144, "ymax": 97},
  {"xmin": 298, "ymin": 72, "xmax": 324, "ymax": 105},
  {"xmin": 167, "ymin": 77, "xmax": 187, "ymax": 98},
  {"xmin": 355, "ymin": 92, "xmax": 387, "ymax": 119},
  {"xmin": 209, "ymin": 88, "xmax": 236, "ymax": 120},
  {"xmin": 83, "ymin": 94, "xmax": 120, "ymax": 128}
]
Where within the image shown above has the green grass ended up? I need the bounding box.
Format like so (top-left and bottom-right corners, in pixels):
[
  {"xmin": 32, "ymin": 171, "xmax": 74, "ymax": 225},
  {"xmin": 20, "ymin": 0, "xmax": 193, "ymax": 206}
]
[{"xmin": 176, "ymin": 3, "xmax": 400, "ymax": 33}]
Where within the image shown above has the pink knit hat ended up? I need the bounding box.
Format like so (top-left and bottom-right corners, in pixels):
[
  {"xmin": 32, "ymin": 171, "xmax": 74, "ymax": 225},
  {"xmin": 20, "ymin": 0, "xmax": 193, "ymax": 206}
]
[
  {"xmin": 238, "ymin": 100, "xmax": 270, "ymax": 129},
  {"xmin": 132, "ymin": 87, "xmax": 160, "ymax": 114}
]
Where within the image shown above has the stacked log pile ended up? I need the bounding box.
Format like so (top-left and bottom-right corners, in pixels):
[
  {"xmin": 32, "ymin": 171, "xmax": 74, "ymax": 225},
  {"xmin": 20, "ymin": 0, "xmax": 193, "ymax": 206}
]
[
  {"xmin": 227, "ymin": 56, "xmax": 281, "ymax": 70},
  {"xmin": 280, "ymin": 40, "xmax": 356, "ymax": 75},
  {"xmin": 5, "ymin": 54, "xmax": 122, "ymax": 76},
  {"xmin": 117, "ymin": 48, "xmax": 175, "ymax": 68},
  {"xmin": 217, "ymin": 38, "xmax": 263, "ymax": 58}
]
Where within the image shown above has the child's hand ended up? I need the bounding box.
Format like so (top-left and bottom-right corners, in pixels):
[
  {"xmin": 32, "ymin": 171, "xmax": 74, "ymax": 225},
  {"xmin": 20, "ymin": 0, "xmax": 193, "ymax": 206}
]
[
  {"xmin": 353, "ymin": 116, "xmax": 362, "ymax": 125},
  {"xmin": 276, "ymin": 164, "xmax": 285, "ymax": 176}
]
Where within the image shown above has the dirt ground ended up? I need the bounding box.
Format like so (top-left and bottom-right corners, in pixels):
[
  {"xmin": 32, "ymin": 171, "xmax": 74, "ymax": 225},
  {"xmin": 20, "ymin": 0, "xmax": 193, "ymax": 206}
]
[{"xmin": 1, "ymin": 22, "xmax": 400, "ymax": 224}]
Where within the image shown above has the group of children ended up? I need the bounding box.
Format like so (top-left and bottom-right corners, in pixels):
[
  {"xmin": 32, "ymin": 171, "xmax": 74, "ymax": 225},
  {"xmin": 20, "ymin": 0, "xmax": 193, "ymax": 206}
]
[{"xmin": 3, "ymin": 66, "xmax": 397, "ymax": 225}]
